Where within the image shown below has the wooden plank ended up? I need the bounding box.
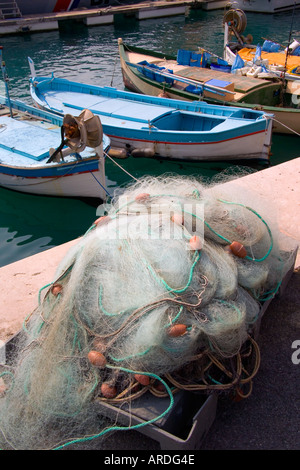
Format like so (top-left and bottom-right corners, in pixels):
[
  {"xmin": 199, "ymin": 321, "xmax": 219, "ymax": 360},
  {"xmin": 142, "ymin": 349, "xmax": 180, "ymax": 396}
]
[{"xmin": 176, "ymin": 66, "xmax": 270, "ymax": 93}]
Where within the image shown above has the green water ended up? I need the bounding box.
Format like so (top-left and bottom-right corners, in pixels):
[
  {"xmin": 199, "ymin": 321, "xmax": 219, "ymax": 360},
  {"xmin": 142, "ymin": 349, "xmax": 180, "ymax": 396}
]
[{"xmin": 0, "ymin": 7, "xmax": 299, "ymax": 267}]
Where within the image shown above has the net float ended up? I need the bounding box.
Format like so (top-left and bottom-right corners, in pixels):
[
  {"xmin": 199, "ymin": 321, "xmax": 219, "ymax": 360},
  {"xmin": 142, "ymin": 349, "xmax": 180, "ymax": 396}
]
[
  {"xmin": 0, "ymin": 385, "xmax": 7, "ymax": 398},
  {"xmin": 189, "ymin": 235, "xmax": 202, "ymax": 251},
  {"xmin": 135, "ymin": 193, "xmax": 150, "ymax": 203},
  {"xmin": 229, "ymin": 241, "xmax": 247, "ymax": 258},
  {"xmin": 51, "ymin": 283, "xmax": 63, "ymax": 296},
  {"xmin": 101, "ymin": 382, "xmax": 117, "ymax": 399},
  {"xmin": 134, "ymin": 374, "xmax": 150, "ymax": 386},
  {"xmin": 168, "ymin": 324, "xmax": 187, "ymax": 337},
  {"xmin": 94, "ymin": 215, "xmax": 111, "ymax": 227},
  {"xmin": 87, "ymin": 350, "xmax": 107, "ymax": 368},
  {"xmin": 171, "ymin": 213, "xmax": 184, "ymax": 225}
]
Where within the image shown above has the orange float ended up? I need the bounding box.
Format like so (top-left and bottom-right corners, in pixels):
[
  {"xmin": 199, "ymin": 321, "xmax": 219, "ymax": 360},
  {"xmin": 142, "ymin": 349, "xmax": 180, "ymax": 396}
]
[
  {"xmin": 229, "ymin": 241, "xmax": 247, "ymax": 258},
  {"xmin": 189, "ymin": 235, "xmax": 202, "ymax": 251},
  {"xmin": 87, "ymin": 350, "xmax": 107, "ymax": 368},
  {"xmin": 134, "ymin": 374, "xmax": 150, "ymax": 386},
  {"xmin": 101, "ymin": 383, "xmax": 117, "ymax": 398},
  {"xmin": 168, "ymin": 324, "xmax": 187, "ymax": 337}
]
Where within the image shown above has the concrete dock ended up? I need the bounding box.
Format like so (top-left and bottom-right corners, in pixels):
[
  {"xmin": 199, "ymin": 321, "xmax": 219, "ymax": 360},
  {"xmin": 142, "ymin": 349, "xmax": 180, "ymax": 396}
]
[
  {"xmin": 0, "ymin": 0, "xmax": 198, "ymax": 35},
  {"xmin": 0, "ymin": 156, "xmax": 299, "ymax": 450}
]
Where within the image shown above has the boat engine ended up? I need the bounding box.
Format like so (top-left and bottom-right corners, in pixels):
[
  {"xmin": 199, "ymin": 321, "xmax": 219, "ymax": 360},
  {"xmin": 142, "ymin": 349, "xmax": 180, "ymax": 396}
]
[{"xmin": 47, "ymin": 109, "xmax": 103, "ymax": 163}]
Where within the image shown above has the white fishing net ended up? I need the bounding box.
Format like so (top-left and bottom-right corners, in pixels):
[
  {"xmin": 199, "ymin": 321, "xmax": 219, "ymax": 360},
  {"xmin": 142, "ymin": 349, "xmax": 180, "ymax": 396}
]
[{"xmin": 0, "ymin": 174, "xmax": 296, "ymax": 450}]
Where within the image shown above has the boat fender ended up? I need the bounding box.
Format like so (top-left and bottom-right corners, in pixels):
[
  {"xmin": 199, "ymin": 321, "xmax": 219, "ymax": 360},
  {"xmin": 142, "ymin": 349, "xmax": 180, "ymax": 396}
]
[
  {"xmin": 130, "ymin": 148, "xmax": 155, "ymax": 158},
  {"xmin": 108, "ymin": 147, "xmax": 128, "ymax": 159}
]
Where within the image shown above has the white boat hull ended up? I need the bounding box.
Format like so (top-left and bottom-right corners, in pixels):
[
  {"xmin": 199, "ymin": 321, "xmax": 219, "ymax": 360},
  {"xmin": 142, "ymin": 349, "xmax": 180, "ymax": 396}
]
[
  {"xmin": 233, "ymin": 0, "xmax": 300, "ymax": 13},
  {"xmin": 15, "ymin": 0, "xmax": 137, "ymax": 15},
  {"xmin": 109, "ymin": 127, "xmax": 272, "ymax": 161},
  {"xmin": 0, "ymin": 158, "xmax": 107, "ymax": 199}
]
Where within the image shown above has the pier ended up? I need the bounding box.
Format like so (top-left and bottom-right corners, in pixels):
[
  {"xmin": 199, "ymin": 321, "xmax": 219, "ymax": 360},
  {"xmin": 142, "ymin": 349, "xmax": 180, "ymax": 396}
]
[{"xmin": 0, "ymin": 0, "xmax": 206, "ymax": 36}]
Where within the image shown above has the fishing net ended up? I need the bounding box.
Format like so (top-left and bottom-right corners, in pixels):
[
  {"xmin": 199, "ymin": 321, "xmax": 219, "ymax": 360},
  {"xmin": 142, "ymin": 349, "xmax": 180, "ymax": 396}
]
[{"xmin": 0, "ymin": 174, "xmax": 296, "ymax": 450}]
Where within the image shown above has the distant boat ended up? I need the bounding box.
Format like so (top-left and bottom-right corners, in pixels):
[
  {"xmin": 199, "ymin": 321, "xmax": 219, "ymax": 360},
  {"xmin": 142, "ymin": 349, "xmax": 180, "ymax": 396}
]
[
  {"xmin": 0, "ymin": 95, "xmax": 110, "ymax": 200},
  {"xmin": 232, "ymin": 0, "xmax": 300, "ymax": 13},
  {"xmin": 118, "ymin": 38, "xmax": 300, "ymax": 135},
  {"xmin": 3, "ymin": 0, "xmax": 141, "ymax": 16},
  {"xmin": 28, "ymin": 58, "xmax": 273, "ymax": 163}
]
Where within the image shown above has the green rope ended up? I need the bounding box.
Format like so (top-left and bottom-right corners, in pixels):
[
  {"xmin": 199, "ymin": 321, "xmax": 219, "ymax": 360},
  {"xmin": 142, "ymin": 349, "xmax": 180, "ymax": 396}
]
[
  {"xmin": 141, "ymin": 250, "xmax": 201, "ymax": 294},
  {"xmin": 52, "ymin": 365, "xmax": 174, "ymax": 450}
]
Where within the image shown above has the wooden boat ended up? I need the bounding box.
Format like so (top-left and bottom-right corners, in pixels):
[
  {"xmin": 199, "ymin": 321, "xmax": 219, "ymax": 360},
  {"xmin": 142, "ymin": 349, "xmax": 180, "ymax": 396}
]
[
  {"xmin": 0, "ymin": 95, "xmax": 110, "ymax": 200},
  {"xmin": 118, "ymin": 38, "xmax": 300, "ymax": 135},
  {"xmin": 223, "ymin": 8, "xmax": 300, "ymax": 82},
  {"xmin": 28, "ymin": 59, "xmax": 273, "ymax": 163}
]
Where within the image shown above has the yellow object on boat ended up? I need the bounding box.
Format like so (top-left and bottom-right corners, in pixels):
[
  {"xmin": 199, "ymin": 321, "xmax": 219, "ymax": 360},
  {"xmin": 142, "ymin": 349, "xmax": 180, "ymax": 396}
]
[{"xmin": 238, "ymin": 47, "xmax": 300, "ymax": 70}]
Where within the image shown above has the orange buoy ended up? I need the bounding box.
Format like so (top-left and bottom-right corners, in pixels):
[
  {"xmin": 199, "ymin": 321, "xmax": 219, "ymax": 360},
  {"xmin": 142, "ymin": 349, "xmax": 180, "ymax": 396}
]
[
  {"xmin": 101, "ymin": 382, "xmax": 117, "ymax": 398},
  {"xmin": 134, "ymin": 374, "xmax": 150, "ymax": 386},
  {"xmin": 229, "ymin": 241, "xmax": 247, "ymax": 258},
  {"xmin": 94, "ymin": 215, "xmax": 111, "ymax": 227},
  {"xmin": 87, "ymin": 350, "xmax": 107, "ymax": 368},
  {"xmin": 171, "ymin": 213, "xmax": 184, "ymax": 225},
  {"xmin": 168, "ymin": 324, "xmax": 187, "ymax": 337},
  {"xmin": 135, "ymin": 193, "xmax": 150, "ymax": 203},
  {"xmin": 93, "ymin": 339, "xmax": 106, "ymax": 354},
  {"xmin": 189, "ymin": 235, "xmax": 202, "ymax": 251},
  {"xmin": 51, "ymin": 283, "xmax": 63, "ymax": 296}
]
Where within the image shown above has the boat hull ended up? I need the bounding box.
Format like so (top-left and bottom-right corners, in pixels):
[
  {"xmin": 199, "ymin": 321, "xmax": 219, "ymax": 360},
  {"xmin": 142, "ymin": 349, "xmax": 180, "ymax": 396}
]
[
  {"xmin": 118, "ymin": 40, "xmax": 300, "ymax": 136},
  {"xmin": 16, "ymin": 0, "xmax": 140, "ymax": 15},
  {"xmin": 0, "ymin": 158, "xmax": 106, "ymax": 198},
  {"xmin": 29, "ymin": 76, "xmax": 273, "ymax": 162},
  {"xmin": 108, "ymin": 128, "xmax": 272, "ymax": 162},
  {"xmin": 0, "ymin": 96, "xmax": 109, "ymax": 200}
]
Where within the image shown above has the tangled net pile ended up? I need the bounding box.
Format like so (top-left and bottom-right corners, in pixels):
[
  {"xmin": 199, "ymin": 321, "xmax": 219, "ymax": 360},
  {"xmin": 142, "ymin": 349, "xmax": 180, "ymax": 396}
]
[{"xmin": 0, "ymin": 175, "xmax": 296, "ymax": 450}]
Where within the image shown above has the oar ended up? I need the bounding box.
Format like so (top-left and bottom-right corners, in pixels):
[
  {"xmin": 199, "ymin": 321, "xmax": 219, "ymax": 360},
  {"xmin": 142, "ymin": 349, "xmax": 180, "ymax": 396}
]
[
  {"xmin": 127, "ymin": 61, "xmax": 235, "ymax": 97},
  {"xmin": 0, "ymin": 47, "xmax": 13, "ymax": 118}
]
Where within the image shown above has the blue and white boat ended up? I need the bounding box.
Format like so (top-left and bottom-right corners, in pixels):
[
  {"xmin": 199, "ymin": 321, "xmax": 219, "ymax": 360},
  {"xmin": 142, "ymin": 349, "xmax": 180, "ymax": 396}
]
[
  {"xmin": 28, "ymin": 59, "xmax": 273, "ymax": 162},
  {"xmin": 0, "ymin": 96, "xmax": 110, "ymax": 200}
]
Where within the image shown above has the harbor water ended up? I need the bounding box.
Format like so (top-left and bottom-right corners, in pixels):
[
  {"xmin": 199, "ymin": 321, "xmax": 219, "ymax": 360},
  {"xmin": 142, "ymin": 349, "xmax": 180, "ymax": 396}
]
[{"xmin": 0, "ymin": 7, "xmax": 299, "ymax": 267}]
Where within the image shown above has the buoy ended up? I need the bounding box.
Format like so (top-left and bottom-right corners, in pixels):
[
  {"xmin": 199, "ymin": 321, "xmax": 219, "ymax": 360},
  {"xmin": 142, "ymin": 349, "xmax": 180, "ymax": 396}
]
[
  {"xmin": 189, "ymin": 235, "xmax": 202, "ymax": 251},
  {"xmin": 168, "ymin": 324, "xmax": 187, "ymax": 337},
  {"xmin": 51, "ymin": 283, "xmax": 63, "ymax": 296},
  {"xmin": 94, "ymin": 215, "xmax": 111, "ymax": 227},
  {"xmin": 101, "ymin": 382, "xmax": 117, "ymax": 398},
  {"xmin": 229, "ymin": 241, "xmax": 247, "ymax": 258},
  {"xmin": 135, "ymin": 193, "xmax": 150, "ymax": 203},
  {"xmin": 134, "ymin": 374, "xmax": 150, "ymax": 386},
  {"xmin": 87, "ymin": 350, "xmax": 107, "ymax": 368},
  {"xmin": 171, "ymin": 213, "xmax": 184, "ymax": 225}
]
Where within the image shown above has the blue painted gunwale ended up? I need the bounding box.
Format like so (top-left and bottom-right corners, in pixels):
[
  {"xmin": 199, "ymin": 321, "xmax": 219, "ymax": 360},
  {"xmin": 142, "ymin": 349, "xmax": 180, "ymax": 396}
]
[
  {"xmin": 0, "ymin": 95, "xmax": 110, "ymax": 179},
  {"xmin": 29, "ymin": 76, "xmax": 272, "ymax": 146}
]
